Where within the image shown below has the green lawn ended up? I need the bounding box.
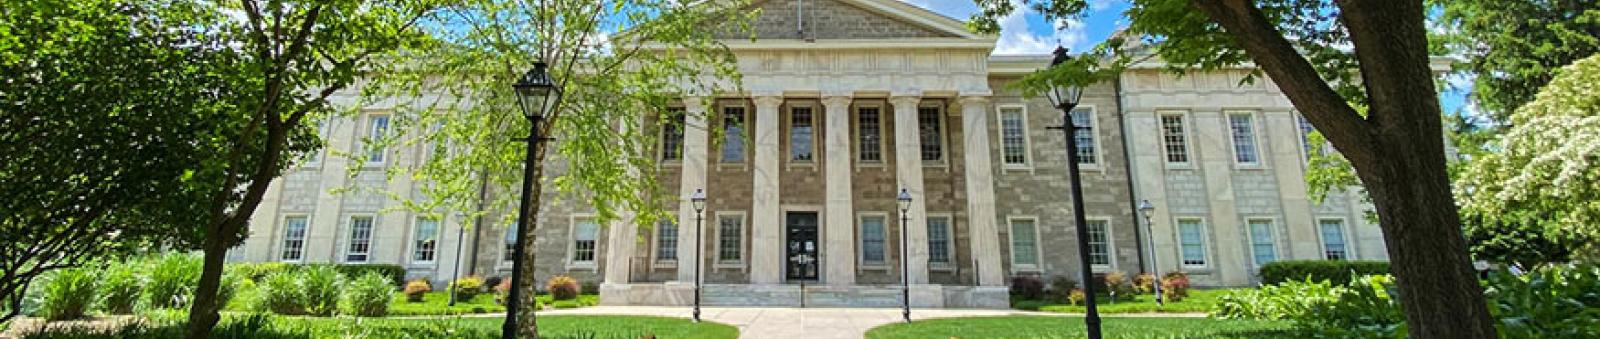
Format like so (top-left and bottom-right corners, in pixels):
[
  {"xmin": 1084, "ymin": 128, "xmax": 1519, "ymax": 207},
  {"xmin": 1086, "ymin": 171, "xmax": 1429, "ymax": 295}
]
[
  {"xmin": 1012, "ymin": 288, "xmax": 1238, "ymax": 314},
  {"xmin": 866, "ymin": 316, "xmax": 1293, "ymax": 339}
]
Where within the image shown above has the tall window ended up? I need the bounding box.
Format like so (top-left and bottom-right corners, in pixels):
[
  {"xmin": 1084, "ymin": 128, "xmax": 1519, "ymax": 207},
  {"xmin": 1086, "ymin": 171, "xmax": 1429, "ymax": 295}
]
[
  {"xmin": 571, "ymin": 218, "xmax": 600, "ymax": 266},
  {"xmin": 503, "ymin": 223, "xmax": 517, "ymax": 263},
  {"xmin": 661, "ymin": 108, "xmax": 685, "ymax": 161},
  {"xmin": 722, "ymin": 106, "xmax": 746, "ymax": 163},
  {"xmin": 859, "ymin": 216, "xmax": 887, "ymax": 266},
  {"xmin": 857, "ymin": 106, "xmax": 883, "ymax": 162},
  {"xmin": 790, "ymin": 106, "xmax": 814, "ymax": 162},
  {"xmin": 717, "ymin": 214, "xmax": 743, "ymax": 264},
  {"xmin": 1321, "ymin": 219, "xmax": 1348, "ymax": 260},
  {"xmin": 1229, "ymin": 113, "xmax": 1260, "ymax": 164},
  {"xmin": 1248, "ymin": 219, "xmax": 1277, "ymax": 266},
  {"xmin": 303, "ymin": 120, "xmax": 329, "ymax": 166},
  {"xmin": 1071, "ymin": 108, "xmax": 1097, "ymax": 165},
  {"xmin": 656, "ymin": 220, "xmax": 678, "ymax": 263},
  {"xmin": 917, "ymin": 106, "xmax": 943, "ymax": 162},
  {"xmin": 1087, "ymin": 219, "xmax": 1111, "ymax": 268},
  {"xmin": 412, "ymin": 218, "xmax": 440, "ymax": 263},
  {"xmin": 366, "ymin": 114, "xmax": 390, "ymax": 163},
  {"xmin": 280, "ymin": 216, "xmax": 308, "ymax": 261},
  {"xmin": 1178, "ymin": 218, "xmax": 1207, "ymax": 267},
  {"xmin": 1298, "ymin": 114, "xmax": 1316, "ymax": 161},
  {"xmin": 1000, "ymin": 107, "xmax": 1029, "ymax": 166},
  {"xmin": 346, "ymin": 216, "xmax": 374, "ymax": 262},
  {"xmin": 1159, "ymin": 114, "xmax": 1190, "ymax": 164},
  {"xmin": 927, "ymin": 216, "xmax": 952, "ymax": 266},
  {"xmin": 1010, "ymin": 219, "xmax": 1039, "ymax": 269}
]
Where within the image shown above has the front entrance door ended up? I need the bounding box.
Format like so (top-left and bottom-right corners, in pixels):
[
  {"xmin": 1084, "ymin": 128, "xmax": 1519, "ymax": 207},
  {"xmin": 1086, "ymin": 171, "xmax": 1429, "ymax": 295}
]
[{"xmin": 785, "ymin": 212, "xmax": 820, "ymax": 281}]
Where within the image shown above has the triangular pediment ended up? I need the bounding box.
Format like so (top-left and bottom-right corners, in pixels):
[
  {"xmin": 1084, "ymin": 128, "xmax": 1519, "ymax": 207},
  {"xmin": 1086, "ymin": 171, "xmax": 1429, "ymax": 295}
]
[{"xmin": 715, "ymin": 0, "xmax": 983, "ymax": 40}]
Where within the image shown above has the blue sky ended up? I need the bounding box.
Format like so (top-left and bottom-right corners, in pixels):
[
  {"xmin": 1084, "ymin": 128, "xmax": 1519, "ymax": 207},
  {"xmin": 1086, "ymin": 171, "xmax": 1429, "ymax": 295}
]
[{"xmin": 898, "ymin": 0, "xmax": 1471, "ymax": 117}]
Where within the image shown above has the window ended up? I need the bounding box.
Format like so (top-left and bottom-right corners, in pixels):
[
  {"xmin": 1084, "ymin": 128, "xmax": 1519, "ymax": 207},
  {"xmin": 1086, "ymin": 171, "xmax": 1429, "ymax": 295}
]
[
  {"xmin": 927, "ymin": 216, "xmax": 953, "ymax": 266},
  {"xmin": 1071, "ymin": 108, "xmax": 1097, "ymax": 165},
  {"xmin": 859, "ymin": 215, "xmax": 887, "ymax": 266},
  {"xmin": 1229, "ymin": 113, "xmax": 1260, "ymax": 164},
  {"xmin": 722, "ymin": 106, "xmax": 746, "ymax": 163},
  {"xmin": 1177, "ymin": 218, "xmax": 1207, "ymax": 267},
  {"xmin": 789, "ymin": 106, "xmax": 814, "ymax": 162},
  {"xmin": 856, "ymin": 106, "xmax": 883, "ymax": 162},
  {"xmin": 1321, "ymin": 219, "xmax": 1348, "ymax": 260},
  {"xmin": 503, "ymin": 223, "xmax": 518, "ymax": 263},
  {"xmin": 1087, "ymin": 219, "xmax": 1111, "ymax": 268},
  {"xmin": 661, "ymin": 108, "xmax": 685, "ymax": 161},
  {"xmin": 280, "ymin": 216, "xmax": 308, "ymax": 261},
  {"xmin": 303, "ymin": 120, "xmax": 329, "ymax": 166},
  {"xmin": 656, "ymin": 220, "xmax": 678, "ymax": 263},
  {"xmin": 1248, "ymin": 219, "xmax": 1277, "ymax": 266},
  {"xmin": 717, "ymin": 214, "xmax": 744, "ymax": 264},
  {"xmin": 1009, "ymin": 218, "xmax": 1040, "ymax": 269},
  {"xmin": 412, "ymin": 217, "xmax": 440, "ymax": 263},
  {"xmin": 1298, "ymin": 114, "xmax": 1317, "ymax": 161},
  {"xmin": 346, "ymin": 216, "xmax": 374, "ymax": 263},
  {"xmin": 917, "ymin": 106, "xmax": 943, "ymax": 162},
  {"xmin": 999, "ymin": 107, "xmax": 1029, "ymax": 166},
  {"xmin": 366, "ymin": 114, "xmax": 390, "ymax": 164},
  {"xmin": 571, "ymin": 218, "xmax": 600, "ymax": 266},
  {"xmin": 1159, "ymin": 113, "xmax": 1190, "ymax": 164}
]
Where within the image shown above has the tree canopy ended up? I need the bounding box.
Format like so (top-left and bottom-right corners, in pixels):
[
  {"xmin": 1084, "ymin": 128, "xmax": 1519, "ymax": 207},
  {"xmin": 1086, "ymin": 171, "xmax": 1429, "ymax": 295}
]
[{"xmin": 1437, "ymin": 0, "xmax": 1600, "ymax": 122}]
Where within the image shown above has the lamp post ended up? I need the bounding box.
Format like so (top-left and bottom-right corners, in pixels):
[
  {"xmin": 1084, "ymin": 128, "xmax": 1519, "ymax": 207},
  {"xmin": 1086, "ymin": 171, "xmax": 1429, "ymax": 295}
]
[
  {"xmin": 690, "ymin": 189, "xmax": 707, "ymax": 322},
  {"xmin": 1043, "ymin": 46, "xmax": 1101, "ymax": 339},
  {"xmin": 1137, "ymin": 200, "xmax": 1162, "ymax": 306},
  {"xmin": 896, "ymin": 188, "xmax": 913, "ymax": 323},
  {"xmin": 505, "ymin": 61, "xmax": 559, "ymax": 339}
]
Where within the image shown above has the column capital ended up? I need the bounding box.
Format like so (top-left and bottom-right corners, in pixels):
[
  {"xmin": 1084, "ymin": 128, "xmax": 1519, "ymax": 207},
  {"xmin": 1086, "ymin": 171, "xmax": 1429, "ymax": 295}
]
[
  {"xmin": 821, "ymin": 94, "xmax": 853, "ymax": 108},
  {"xmin": 752, "ymin": 94, "xmax": 785, "ymax": 109},
  {"xmin": 681, "ymin": 96, "xmax": 707, "ymax": 112},
  {"xmin": 957, "ymin": 92, "xmax": 993, "ymax": 106},
  {"xmin": 888, "ymin": 94, "xmax": 922, "ymax": 107}
]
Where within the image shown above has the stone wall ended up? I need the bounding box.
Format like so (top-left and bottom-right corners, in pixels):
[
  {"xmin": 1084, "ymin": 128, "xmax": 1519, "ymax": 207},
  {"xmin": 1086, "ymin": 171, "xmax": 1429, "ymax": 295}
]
[{"xmin": 715, "ymin": 0, "xmax": 953, "ymax": 40}]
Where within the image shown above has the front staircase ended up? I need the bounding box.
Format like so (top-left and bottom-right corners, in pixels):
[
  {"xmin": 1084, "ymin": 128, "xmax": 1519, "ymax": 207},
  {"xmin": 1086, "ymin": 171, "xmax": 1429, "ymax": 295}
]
[{"xmin": 701, "ymin": 284, "xmax": 908, "ymax": 307}]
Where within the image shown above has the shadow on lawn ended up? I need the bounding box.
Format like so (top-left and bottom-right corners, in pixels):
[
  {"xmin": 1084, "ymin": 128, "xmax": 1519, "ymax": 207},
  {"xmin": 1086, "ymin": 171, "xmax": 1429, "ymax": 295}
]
[{"xmin": 14, "ymin": 314, "xmax": 638, "ymax": 339}]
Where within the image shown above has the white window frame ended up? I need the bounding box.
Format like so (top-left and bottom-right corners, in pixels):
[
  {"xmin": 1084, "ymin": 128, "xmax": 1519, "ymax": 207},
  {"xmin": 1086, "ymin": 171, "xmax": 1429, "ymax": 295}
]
[
  {"xmin": 925, "ymin": 213, "xmax": 956, "ymax": 271},
  {"xmin": 1245, "ymin": 217, "xmax": 1279, "ymax": 269},
  {"xmin": 279, "ymin": 215, "xmax": 310, "ymax": 263},
  {"xmin": 409, "ymin": 216, "xmax": 441, "ymax": 266},
  {"xmin": 650, "ymin": 219, "xmax": 679, "ymax": 268},
  {"xmin": 1007, "ymin": 216, "xmax": 1043, "ymax": 273},
  {"xmin": 853, "ymin": 101, "xmax": 888, "ymax": 167},
  {"xmin": 786, "ymin": 101, "xmax": 818, "ymax": 166},
  {"xmin": 712, "ymin": 211, "xmax": 748, "ymax": 269},
  {"xmin": 719, "ymin": 101, "xmax": 749, "ymax": 165},
  {"xmin": 363, "ymin": 113, "xmax": 391, "ymax": 166},
  {"xmin": 344, "ymin": 214, "xmax": 376, "ymax": 263},
  {"xmin": 567, "ymin": 214, "xmax": 601, "ymax": 270},
  {"xmin": 1318, "ymin": 217, "xmax": 1353, "ymax": 260},
  {"xmin": 857, "ymin": 212, "xmax": 891, "ymax": 270},
  {"xmin": 1086, "ymin": 217, "xmax": 1116, "ymax": 272},
  {"xmin": 1226, "ymin": 111, "xmax": 1264, "ymax": 167},
  {"xmin": 997, "ymin": 104, "xmax": 1034, "ymax": 170},
  {"xmin": 1069, "ymin": 105, "xmax": 1103, "ymax": 170},
  {"xmin": 1175, "ymin": 217, "xmax": 1210, "ymax": 269},
  {"xmin": 659, "ymin": 107, "xmax": 686, "ymax": 165},
  {"xmin": 917, "ymin": 102, "xmax": 949, "ymax": 167},
  {"xmin": 1156, "ymin": 111, "xmax": 1193, "ymax": 168}
]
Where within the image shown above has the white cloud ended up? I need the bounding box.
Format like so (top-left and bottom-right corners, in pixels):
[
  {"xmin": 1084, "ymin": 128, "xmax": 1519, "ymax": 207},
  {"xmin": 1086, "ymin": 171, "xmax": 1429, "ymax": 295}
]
[{"xmin": 992, "ymin": 1, "xmax": 1086, "ymax": 55}]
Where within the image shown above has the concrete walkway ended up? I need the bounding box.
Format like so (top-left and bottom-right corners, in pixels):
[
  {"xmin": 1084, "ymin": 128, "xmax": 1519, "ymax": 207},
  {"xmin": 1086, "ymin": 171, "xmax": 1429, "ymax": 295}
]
[{"xmin": 536, "ymin": 306, "xmax": 1207, "ymax": 339}]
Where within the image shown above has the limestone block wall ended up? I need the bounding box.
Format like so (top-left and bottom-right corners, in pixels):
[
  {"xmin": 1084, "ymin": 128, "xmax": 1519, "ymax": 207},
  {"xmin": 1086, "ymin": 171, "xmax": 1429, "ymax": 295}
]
[{"xmin": 714, "ymin": 0, "xmax": 951, "ymax": 40}]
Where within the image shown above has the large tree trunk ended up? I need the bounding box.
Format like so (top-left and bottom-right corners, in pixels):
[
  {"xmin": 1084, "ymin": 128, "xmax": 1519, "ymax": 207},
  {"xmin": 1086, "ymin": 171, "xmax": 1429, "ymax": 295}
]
[{"xmin": 185, "ymin": 227, "xmax": 234, "ymax": 338}]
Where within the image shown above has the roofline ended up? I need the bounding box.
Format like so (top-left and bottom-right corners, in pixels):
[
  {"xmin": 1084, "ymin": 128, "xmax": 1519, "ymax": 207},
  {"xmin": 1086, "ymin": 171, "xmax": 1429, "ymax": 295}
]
[
  {"xmin": 985, "ymin": 55, "xmax": 1458, "ymax": 75},
  {"xmin": 841, "ymin": 0, "xmax": 989, "ymax": 39}
]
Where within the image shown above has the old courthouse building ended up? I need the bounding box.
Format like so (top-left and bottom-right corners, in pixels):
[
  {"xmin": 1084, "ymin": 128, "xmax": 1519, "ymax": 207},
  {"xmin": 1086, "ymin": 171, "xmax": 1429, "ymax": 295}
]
[{"xmin": 230, "ymin": 0, "xmax": 1406, "ymax": 308}]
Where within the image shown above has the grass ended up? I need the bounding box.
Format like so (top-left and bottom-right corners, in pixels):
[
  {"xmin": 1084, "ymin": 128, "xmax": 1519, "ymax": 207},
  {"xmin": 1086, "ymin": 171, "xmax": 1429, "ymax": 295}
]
[
  {"xmin": 286, "ymin": 315, "xmax": 737, "ymax": 338},
  {"xmin": 1012, "ymin": 288, "xmax": 1238, "ymax": 314},
  {"xmin": 866, "ymin": 316, "xmax": 1294, "ymax": 339}
]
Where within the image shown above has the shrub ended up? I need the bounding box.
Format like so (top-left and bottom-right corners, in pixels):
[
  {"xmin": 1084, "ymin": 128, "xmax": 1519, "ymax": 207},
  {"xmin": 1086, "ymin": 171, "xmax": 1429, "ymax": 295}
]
[
  {"xmin": 1160, "ymin": 271, "xmax": 1190, "ymax": 303},
  {"xmin": 403, "ymin": 279, "xmax": 432, "ymax": 302},
  {"xmin": 342, "ymin": 273, "xmax": 393, "ymax": 317},
  {"xmin": 547, "ymin": 275, "xmax": 580, "ymax": 301},
  {"xmin": 1067, "ymin": 289, "xmax": 1086, "ymax": 306},
  {"xmin": 1009, "ymin": 276, "xmax": 1046, "ymax": 300},
  {"xmin": 1484, "ymin": 264, "xmax": 1600, "ymax": 337},
  {"xmin": 144, "ymin": 252, "xmax": 201, "ymax": 309},
  {"xmin": 99, "ymin": 264, "xmax": 142, "ymax": 314},
  {"xmin": 38, "ymin": 268, "xmax": 97, "ymax": 321},
  {"xmin": 581, "ymin": 281, "xmax": 600, "ymax": 295},
  {"xmin": 301, "ymin": 265, "xmax": 343, "ymax": 316},
  {"xmin": 484, "ymin": 276, "xmax": 504, "ymax": 290},
  {"xmin": 1212, "ymin": 274, "xmax": 1404, "ymax": 337},
  {"xmin": 1102, "ymin": 271, "xmax": 1133, "ymax": 301},
  {"xmin": 331, "ymin": 264, "xmax": 407, "ymax": 286},
  {"xmin": 216, "ymin": 271, "xmax": 243, "ymax": 309},
  {"xmin": 1046, "ymin": 276, "xmax": 1078, "ymax": 302},
  {"xmin": 254, "ymin": 271, "xmax": 304, "ymax": 315},
  {"xmin": 1258, "ymin": 260, "xmax": 1390, "ymax": 286},
  {"xmin": 228, "ymin": 262, "xmax": 293, "ymax": 283},
  {"xmin": 450, "ymin": 276, "xmax": 485, "ymax": 301},
  {"xmin": 1132, "ymin": 273, "xmax": 1157, "ymax": 295},
  {"xmin": 494, "ymin": 278, "xmax": 512, "ymax": 305}
]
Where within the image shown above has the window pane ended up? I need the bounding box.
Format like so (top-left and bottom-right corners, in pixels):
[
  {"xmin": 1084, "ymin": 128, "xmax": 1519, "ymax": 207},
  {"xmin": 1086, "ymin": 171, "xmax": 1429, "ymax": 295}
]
[
  {"xmin": 1011, "ymin": 220, "xmax": 1038, "ymax": 266},
  {"xmin": 347, "ymin": 216, "xmax": 374, "ymax": 262},
  {"xmin": 790, "ymin": 107, "xmax": 813, "ymax": 161},
  {"xmin": 281, "ymin": 217, "xmax": 308, "ymax": 261},
  {"xmin": 1072, "ymin": 108, "xmax": 1096, "ymax": 165},
  {"xmin": 1298, "ymin": 115, "xmax": 1316, "ymax": 161},
  {"xmin": 504, "ymin": 223, "xmax": 518, "ymax": 263},
  {"xmin": 1087, "ymin": 220, "xmax": 1110, "ymax": 267},
  {"xmin": 718, "ymin": 216, "xmax": 743, "ymax": 262},
  {"xmin": 1321, "ymin": 220, "xmax": 1347, "ymax": 260},
  {"xmin": 857, "ymin": 107, "xmax": 882, "ymax": 162},
  {"xmin": 656, "ymin": 220, "xmax": 677, "ymax": 262},
  {"xmin": 1178, "ymin": 219, "xmax": 1206, "ymax": 266},
  {"xmin": 661, "ymin": 108, "xmax": 685, "ymax": 161},
  {"xmin": 722, "ymin": 107, "xmax": 746, "ymax": 163},
  {"xmin": 1001, "ymin": 109, "xmax": 1028, "ymax": 165},
  {"xmin": 918, "ymin": 107, "xmax": 943, "ymax": 162},
  {"xmin": 413, "ymin": 218, "xmax": 440, "ymax": 262},
  {"xmin": 1160, "ymin": 115, "xmax": 1189, "ymax": 164},
  {"xmin": 927, "ymin": 217, "xmax": 951, "ymax": 264},
  {"xmin": 1248, "ymin": 219, "xmax": 1276, "ymax": 265},
  {"xmin": 861, "ymin": 217, "xmax": 886, "ymax": 263},
  {"xmin": 1229, "ymin": 114, "xmax": 1259, "ymax": 164},
  {"xmin": 367, "ymin": 115, "xmax": 390, "ymax": 163},
  {"xmin": 573, "ymin": 220, "xmax": 599, "ymax": 263}
]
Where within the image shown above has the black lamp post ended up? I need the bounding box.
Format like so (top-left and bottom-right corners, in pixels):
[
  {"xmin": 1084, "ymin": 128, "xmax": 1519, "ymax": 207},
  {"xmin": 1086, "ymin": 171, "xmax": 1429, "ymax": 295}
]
[
  {"xmin": 1137, "ymin": 200, "xmax": 1162, "ymax": 306},
  {"xmin": 690, "ymin": 188, "xmax": 707, "ymax": 322},
  {"xmin": 505, "ymin": 61, "xmax": 559, "ymax": 339},
  {"xmin": 896, "ymin": 188, "xmax": 913, "ymax": 323},
  {"xmin": 1043, "ymin": 46, "xmax": 1101, "ymax": 339}
]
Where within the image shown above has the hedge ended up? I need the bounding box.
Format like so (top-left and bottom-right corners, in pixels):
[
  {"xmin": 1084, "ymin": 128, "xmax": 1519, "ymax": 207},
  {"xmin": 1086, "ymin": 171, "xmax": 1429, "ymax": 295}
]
[
  {"xmin": 1259, "ymin": 260, "xmax": 1390, "ymax": 286},
  {"xmin": 228, "ymin": 263, "xmax": 407, "ymax": 286}
]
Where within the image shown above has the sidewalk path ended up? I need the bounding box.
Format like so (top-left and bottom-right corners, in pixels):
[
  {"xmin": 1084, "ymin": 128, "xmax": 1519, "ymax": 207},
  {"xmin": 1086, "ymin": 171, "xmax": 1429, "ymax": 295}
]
[{"xmin": 535, "ymin": 306, "xmax": 1208, "ymax": 339}]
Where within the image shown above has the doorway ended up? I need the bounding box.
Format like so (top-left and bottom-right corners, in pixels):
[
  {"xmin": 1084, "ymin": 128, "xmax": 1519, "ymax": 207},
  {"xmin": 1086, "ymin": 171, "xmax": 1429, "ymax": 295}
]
[{"xmin": 785, "ymin": 212, "xmax": 819, "ymax": 281}]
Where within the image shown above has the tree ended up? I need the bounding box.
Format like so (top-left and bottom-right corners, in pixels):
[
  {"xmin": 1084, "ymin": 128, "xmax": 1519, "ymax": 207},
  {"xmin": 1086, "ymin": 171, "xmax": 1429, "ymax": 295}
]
[
  {"xmin": 1437, "ymin": 0, "xmax": 1600, "ymax": 122},
  {"xmin": 0, "ymin": 0, "xmax": 244, "ymax": 323},
  {"xmin": 1457, "ymin": 54, "xmax": 1600, "ymax": 264},
  {"xmin": 364, "ymin": 0, "xmax": 753, "ymax": 336},
  {"xmin": 972, "ymin": 0, "xmax": 1495, "ymax": 336}
]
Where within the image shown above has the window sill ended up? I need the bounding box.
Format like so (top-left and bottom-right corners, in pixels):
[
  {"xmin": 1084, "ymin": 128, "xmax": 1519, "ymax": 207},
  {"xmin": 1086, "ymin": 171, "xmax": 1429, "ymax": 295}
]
[
  {"xmin": 1232, "ymin": 163, "xmax": 1267, "ymax": 171},
  {"xmin": 1001, "ymin": 165, "xmax": 1033, "ymax": 173},
  {"xmin": 660, "ymin": 161, "xmax": 682, "ymax": 168},
  {"xmin": 1011, "ymin": 266, "xmax": 1043, "ymax": 274},
  {"xmin": 652, "ymin": 261, "xmax": 678, "ymax": 269},
  {"xmin": 786, "ymin": 162, "xmax": 817, "ymax": 170},
  {"xmin": 1090, "ymin": 265, "xmax": 1115, "ymax": 273},
  {"xmin": 566, "ymin": 263, "xmax": 598, "ymax": 271},
  {"xmin": 716, "ymin": 163, "xmax": 747, "ymax": 171},
  {"xmin": 929, "ymin": 264, "xmax": 957, "ymax": 272},
  {"xmin": 859, "ymin": 264, "xmax": 891, "ymax": 271},
  {"xmin": 1164, "ymin": 164, "xmax": 1195, "ymax": 171},
  {"xmin": 714, "ymin": 262, "xmax": 746, "ymax": 270}
]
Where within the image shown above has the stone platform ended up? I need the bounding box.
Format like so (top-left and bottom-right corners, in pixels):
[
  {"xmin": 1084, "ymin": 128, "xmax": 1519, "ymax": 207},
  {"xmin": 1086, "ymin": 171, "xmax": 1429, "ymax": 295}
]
[{"xmin": 600, "ymin": 283, "xmax": 1009, "ymax": 308}]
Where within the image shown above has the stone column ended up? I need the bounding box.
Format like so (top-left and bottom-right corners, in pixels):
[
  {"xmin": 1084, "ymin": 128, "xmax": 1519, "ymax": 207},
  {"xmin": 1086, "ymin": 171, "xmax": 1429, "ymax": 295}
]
[
  {"xmin": 957, "ymin": 93, "xmax": 1005, "ymax": 286},
  {"xmin": 1193, "ymin": 110, "xmax": 1248, "ymax": 285},
  {"xmin": 1125, "ymin": 111, "xmax": 1177, "ymax": 275},
  {"xmin": 307, "ymin": 117, "xmax": 355, "ymax": 262},
  {"xmin": 676, "ymin": 98, "xmax": 710, "ymax": 283},
  {"xmin": 750, "ymin": 94, "xmax": 785, "ymax": 284},
  {"xmin": 821, "ymin": 94, "xmax": 856, "ymax": 286},
  {"xmin": 1265, "ymin": 112, "xmax": 1318, "ymax": 259},
  {"xmin": 889, "ymin": 93, "xmax": 929, "ymax": 284}
]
